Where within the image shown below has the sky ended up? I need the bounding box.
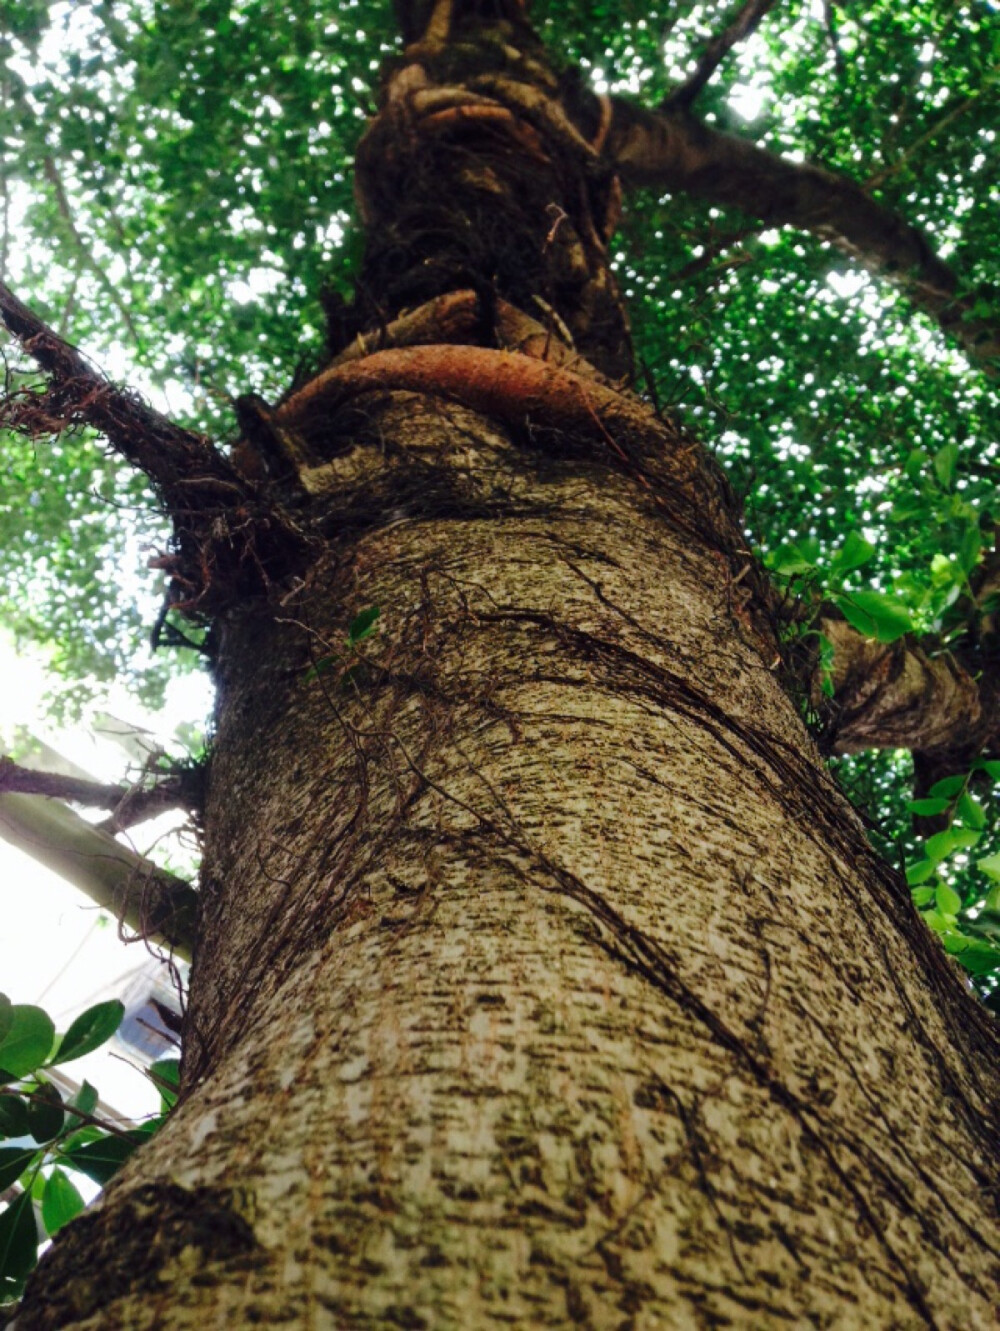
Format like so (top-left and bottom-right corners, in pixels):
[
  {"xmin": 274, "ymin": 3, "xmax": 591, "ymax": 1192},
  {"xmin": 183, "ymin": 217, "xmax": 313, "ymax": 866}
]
[{"xmin": 0, "ymin": 634, "xmax": 212, "ymax": 1119}]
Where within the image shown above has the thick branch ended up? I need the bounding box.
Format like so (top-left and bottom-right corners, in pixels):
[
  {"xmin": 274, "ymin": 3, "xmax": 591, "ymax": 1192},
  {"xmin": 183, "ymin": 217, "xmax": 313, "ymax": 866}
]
[
  {"xmin": 0, "ymin": 756, "xmax": 193, "ymax": 832},
  {"xmin": 0, "ymin": 792, "xmax": 197, "ymax": 959},
  {"xmin": 0, "ymin": 757, "xmax": 129, "ymax": 810},
  {"xmin": 607, "ymin": 104, "xmax": 999, "ymax": 370},
  {"xmin": 665, "ymin": 0, "xmax": 782, "ymax": 110},
  {"xmin": 281, "ymin": 344, "xmax": 655, "ymax": 443},
  {"xmin": 818, "ymin": 617, "xmax": 991, "ymax": 758},
  {"xmin": 0, "ymin": 280, "xmax": 315, "ymax": 606},
  {"xmin": 0, "ymin": 278, "xmax": 238, "ymax": 501}
]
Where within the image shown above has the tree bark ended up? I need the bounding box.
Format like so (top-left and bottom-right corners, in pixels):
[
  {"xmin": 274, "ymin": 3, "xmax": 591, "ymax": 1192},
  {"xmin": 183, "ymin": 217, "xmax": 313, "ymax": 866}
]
[
  {"xmin": 818, "ymin": 616, "xmax": 993, "ymax": 758},
  {"xmin": 18, "ymin": 384, "xmax": 1000, "ymax": 1330},
  {"xmin": 12, "ymin": 5, "xmax": 1000, "ymax": 1328}
]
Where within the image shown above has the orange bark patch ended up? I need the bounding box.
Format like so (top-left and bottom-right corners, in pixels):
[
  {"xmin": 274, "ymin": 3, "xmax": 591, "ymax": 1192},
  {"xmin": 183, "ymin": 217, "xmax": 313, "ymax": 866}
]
[{"xmin": 280, "ymin": 345, "xmax": 658, "ymax": 449}]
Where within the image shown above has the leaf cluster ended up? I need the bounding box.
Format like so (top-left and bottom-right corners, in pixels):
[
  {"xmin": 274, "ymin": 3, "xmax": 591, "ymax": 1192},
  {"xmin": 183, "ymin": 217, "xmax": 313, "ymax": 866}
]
[{"xmin": 0, "ymin": 995, "xmax": 175, "ymax": 1303}]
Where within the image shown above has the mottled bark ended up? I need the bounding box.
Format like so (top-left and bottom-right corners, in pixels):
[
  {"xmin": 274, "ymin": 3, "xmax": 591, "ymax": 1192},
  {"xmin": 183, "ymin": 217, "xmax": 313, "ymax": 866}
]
[
  {"xmin": 12, "ymin": 5, "xmax": 1000, "ymax": 1328},
  {"xmin": 18, "ymin": 385, "xmax": 1000, "ymax": 1330}
]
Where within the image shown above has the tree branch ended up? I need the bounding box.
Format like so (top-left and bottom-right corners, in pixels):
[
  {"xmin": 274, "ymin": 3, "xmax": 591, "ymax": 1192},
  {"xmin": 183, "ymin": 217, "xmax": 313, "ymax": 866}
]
[
  {"xmin": 817, "ymin": 617, "xmax": 991, "ymax": 758},
  {"xmin": 607, "ymin": 103, "xmax": 1000, "ymax": 371},
  {"xmin": 0, "ymin": 792, "xmax": 197, "ymax": 959},
  {"xmin": 0, "ymin": 278, "xmax": 237, "ymax": 501},
  {"xmin": 0, "ymin": 757, "xmax": 127, "ymax": 810},
  {"xmin": 0, "ymin": 756, "xmax": 194, "ymax": 833},
  {"xmin": 864, "ymin": 91, "xmax": 981, "ymax": 192},
  {"xmin": 0, "ymin": 280, "xmax": 315, "ymax": 606},
  {"xmin": 665, "ymin": 0, "xmax": 782, "ymax": 110}
]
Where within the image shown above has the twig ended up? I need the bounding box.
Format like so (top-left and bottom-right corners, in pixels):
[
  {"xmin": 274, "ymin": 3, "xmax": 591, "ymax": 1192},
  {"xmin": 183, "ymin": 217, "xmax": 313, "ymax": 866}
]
[
  {"xmin": 865, "ymin": 89, "xmax": 989, "ymax": 191},
  {"xmin": 823, "ymin": 0, "xmax": 846, "ymax": 78},
  {"xmin": 664, "ymin": 0, "xmax": 782, "ymax": 109},
  {"xmin": 0, "ymin": 94, "xmax": 9, "ymax": 286},
  {"xmin": 42, "ymin": 155, "xmax": 144, "ymax": 353},
  {"xmin": 670, "ymin": 222, "xmax": 762, "ymax": 283},
  {"xmin": 0, "ymin": 755, "xmax": 193, "ymax": 832}
]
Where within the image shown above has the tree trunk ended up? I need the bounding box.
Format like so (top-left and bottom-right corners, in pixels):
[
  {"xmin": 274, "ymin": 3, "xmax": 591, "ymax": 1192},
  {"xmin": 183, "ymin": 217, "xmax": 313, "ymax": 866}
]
[{"xmin": 14, "ymin": 5, "xmax": 1000, "ymax": 1328}]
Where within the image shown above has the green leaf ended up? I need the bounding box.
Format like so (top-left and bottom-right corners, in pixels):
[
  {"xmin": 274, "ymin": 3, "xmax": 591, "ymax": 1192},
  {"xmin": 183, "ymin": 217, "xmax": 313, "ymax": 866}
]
[
  {"xmin": 0, "ymin": 1093, "xmax": 29, "ymax": 1139},
  {"xmin": 932, "ymin": 442, "xmax": 959, "ymax": 490},
  {"xmin": 905, "ymin": 859, "xmax": 937, "ymax": 885},
  {"xmin": 769, "ymin": 547, "xmax": 815, "ymax": 576},
  {"xmin": 956, "ymin": 791, "xmax": 987, "ymax": 830},
  {"xmin": 947, "ymin": 938, "xmax": 1000, "ymax": 976},
  {"xmin": 60, "ymin": 1125, "xmax": 105, "ymax": 1153},
  {"xmin": 26, "ymin": 1082, "xmax": 64, "ymax": 1144},
  {"xmin": 148, "ymin": 1058, "xmax": 180, "ymax": 1110},
  {"xmin": 41, "ymin": 1168, "xmax": 85, "ymax": 1236},
  {"xmin": 974, "ymin": 759, "xmax": 1000, "ymax": 780},
  {"xmin": 347, "ymin": 605, "xmax": 381, "ymax": 644},
  {"xmin": 57, "ymin": 1130, "xmax": 148, "ymax": 1186},
  {"xmin": 928, "ymin": 775, "xmax": 967, "ymax": 799},
  {"xmin": 303, "ymin": 653, "xmax": 338, "ymax": 682},
  {"xmin": 977, "ymin": 852, "xmax": 1000, "ymax": 882},
  {"xmin": 0, "ymin": 1190, "xmax": 38, "ymax": 1286},
  {"xmin": 831, "ymin": 531, "xmax": 876, "ymax": 573},
  {"xmin": 906, "ymin": 797, "xmax": 951, "ymax": 816},
  {"xmin": 0, "ymin": 1146, "xmax": 40, "ymax": 1193},
  {"xmin": 910, "ymin": 886, "xmax": 936, "ymax": 907},
  {"xmin": 50, "ymin": 1000, "xmax": 124, "ymax": 1065},
  {"xmin": 904, "ymin": 448, "xmax": 926, "ymax": 482},
  {"xmin": 68, "ymin": 1080, "xmax": 99, "ymax": 1119},
  {"xmin": 833, "ymin": 591, "xmax": 912, "ymax": 643},
  {"xmin": 924, "ymin": 828, "xmax": 981, "ymax": 862},
  {"xmin": 958, "ymin": 521, "xmax": 983, "ymax": 574},
  {"xmin": 929, "ymin": 553, "xmax": 955, "ymax": 588},
  {"xmin": 0, "ymin": 1006, "xmax": 55, "ymax": 1082},
  {"xmin": 935, "ymin": 883, "xmax": 962, "ymax": 916}
]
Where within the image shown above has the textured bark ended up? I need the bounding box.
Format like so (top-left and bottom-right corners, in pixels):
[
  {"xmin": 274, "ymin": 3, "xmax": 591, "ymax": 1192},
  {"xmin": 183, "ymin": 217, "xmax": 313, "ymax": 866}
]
[
  {"xmin": 18, "ymin": 389, "xmax": 1000, "ymax": 1330},
  {"xmin": 819, "ymin": 617, "xmax": 990, "ymax": 757},
  {"xmin": 12, "ymin": 5, "xmax": 1000, "ymax": 1328}
]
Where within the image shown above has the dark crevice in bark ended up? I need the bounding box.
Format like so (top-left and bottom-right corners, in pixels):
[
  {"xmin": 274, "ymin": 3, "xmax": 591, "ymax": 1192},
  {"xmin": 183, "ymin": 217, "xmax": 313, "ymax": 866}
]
[{"xmin": 14, "ymin": 1183, "xmax": 260, "ymax": 1331}]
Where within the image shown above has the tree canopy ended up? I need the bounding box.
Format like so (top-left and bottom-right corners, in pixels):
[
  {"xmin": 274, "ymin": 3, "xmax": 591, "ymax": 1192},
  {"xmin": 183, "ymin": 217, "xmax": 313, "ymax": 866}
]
[{"xmin": 2, "ymin": 0, "xmax": 1000, "ymax": 993}]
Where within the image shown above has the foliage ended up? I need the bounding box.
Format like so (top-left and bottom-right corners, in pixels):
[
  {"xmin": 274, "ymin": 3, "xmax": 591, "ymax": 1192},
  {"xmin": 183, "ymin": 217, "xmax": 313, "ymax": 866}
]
[
  {"xmin": 1, "ymin": 1, "xmax": 999, "ymax": 992},
  {"xmin": 0, "ymin": 993, "xmax": 175, "ymax": 1301}
]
